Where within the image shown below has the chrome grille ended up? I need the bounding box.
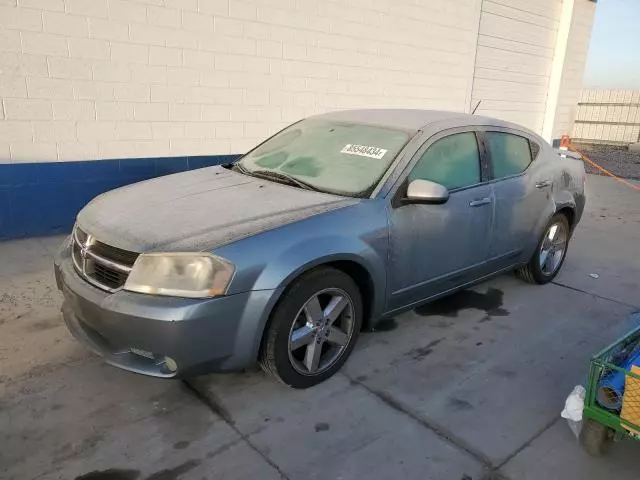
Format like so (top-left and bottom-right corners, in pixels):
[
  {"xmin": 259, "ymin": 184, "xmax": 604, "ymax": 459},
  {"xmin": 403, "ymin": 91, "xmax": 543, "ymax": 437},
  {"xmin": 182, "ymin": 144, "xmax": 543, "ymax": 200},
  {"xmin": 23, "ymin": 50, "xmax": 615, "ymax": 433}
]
[{"xmin": 72, "ymin": 227, "xmax": 139, "ymax": 292}]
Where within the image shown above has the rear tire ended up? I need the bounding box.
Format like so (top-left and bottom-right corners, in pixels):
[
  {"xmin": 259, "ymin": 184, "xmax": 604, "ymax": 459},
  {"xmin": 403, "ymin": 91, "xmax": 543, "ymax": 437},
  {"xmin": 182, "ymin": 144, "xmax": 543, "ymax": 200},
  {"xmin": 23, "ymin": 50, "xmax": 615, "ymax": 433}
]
[
  {"xmin": 260, "ymin": 267, "xmax": 362, "ymax": 389},
  {"xmin": 517, "ymin": 213, "xmax": 570, "ymax": 284},
  {"xmin": 580, "ymin": 418, "xmax": 613, "ymax": 456}
]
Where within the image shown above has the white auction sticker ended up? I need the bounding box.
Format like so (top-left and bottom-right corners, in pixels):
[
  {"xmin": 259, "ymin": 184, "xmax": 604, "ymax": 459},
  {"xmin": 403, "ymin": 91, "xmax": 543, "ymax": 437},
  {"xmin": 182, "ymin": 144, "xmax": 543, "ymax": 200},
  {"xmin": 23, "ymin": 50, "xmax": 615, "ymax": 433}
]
[{"xmin": 340, "ymin": 144, "xmax": 388, "ymax": 160}]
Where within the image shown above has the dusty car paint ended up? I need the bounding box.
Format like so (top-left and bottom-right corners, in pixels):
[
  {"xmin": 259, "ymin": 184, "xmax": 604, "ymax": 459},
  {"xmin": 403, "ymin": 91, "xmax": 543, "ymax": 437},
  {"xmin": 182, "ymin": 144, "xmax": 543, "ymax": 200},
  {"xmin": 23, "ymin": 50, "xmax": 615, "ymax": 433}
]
[
  {"xmin": 55, "ymin": 109, "xmax": 586, "ymax": 378},
  {"xmin": 77, "ymin": 167, "xmax": 358, "ymax": 252}
]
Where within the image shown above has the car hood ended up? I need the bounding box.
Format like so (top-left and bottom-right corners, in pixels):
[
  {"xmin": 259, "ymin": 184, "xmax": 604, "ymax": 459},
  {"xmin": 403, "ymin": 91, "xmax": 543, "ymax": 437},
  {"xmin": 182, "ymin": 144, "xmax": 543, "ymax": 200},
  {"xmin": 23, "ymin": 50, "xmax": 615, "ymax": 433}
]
[{"xmin": 77, "ymin": 166, "xmax": 358, "ymax": 252}]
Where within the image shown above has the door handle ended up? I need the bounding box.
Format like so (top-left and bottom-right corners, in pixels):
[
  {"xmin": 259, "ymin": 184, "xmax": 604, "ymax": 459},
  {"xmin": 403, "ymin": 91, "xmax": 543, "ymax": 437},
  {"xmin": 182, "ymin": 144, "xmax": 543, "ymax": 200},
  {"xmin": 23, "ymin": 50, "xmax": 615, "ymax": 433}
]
[
  {"xmin": 536, "ymin": 180, "xmax": 552, "ymax": 189},
  {"xmin": 469, "ymin": 198, "xmax": 491, "ymax": 207}
]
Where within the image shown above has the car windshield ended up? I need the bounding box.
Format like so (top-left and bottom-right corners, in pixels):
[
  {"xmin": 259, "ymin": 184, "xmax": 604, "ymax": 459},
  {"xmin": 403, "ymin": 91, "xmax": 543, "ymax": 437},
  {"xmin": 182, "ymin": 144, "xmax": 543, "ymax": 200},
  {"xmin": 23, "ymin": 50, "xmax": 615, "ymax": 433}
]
[{"xmin": 237, "ymin": 119, "xmax": 411, "ymax": 196}]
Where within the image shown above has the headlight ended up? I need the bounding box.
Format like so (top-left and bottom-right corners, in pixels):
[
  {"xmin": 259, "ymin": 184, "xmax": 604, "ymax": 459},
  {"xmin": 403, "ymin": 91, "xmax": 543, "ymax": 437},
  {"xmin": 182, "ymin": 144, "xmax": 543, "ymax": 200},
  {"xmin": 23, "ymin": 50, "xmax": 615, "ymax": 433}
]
[{"xmin": 124, "ymin": 253, "xmax": 235, "ymax": 298}]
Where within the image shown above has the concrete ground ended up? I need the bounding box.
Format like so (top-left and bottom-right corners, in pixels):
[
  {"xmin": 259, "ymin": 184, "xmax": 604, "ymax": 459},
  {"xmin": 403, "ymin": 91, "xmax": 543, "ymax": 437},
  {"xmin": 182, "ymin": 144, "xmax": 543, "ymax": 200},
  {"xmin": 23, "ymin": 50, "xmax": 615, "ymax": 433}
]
[{"xmin": 1, "ymin": 174, "xmax": 639, "ymax": 480}]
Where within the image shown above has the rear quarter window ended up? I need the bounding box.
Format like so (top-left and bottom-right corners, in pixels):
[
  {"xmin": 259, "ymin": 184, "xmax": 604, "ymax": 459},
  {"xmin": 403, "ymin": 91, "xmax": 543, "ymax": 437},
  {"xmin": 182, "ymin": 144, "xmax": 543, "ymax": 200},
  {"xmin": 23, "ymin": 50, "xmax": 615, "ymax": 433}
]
[{"xmin": 530, "ymin": 141, "xmax": 540, "ymax": 160}]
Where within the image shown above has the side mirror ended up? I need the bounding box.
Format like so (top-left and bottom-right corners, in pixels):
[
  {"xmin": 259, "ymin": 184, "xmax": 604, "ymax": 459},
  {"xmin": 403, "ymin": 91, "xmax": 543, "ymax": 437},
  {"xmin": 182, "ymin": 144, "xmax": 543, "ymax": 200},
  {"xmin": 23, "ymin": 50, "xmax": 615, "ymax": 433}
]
[{"xmin": 404, "ymin": 179, "xmax": 449, "ymax": 205}]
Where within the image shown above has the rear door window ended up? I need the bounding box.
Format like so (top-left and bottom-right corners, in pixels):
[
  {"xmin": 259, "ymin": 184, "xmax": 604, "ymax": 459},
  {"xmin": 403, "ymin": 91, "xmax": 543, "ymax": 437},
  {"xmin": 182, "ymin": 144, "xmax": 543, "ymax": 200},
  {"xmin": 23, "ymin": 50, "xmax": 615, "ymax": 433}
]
[{"xmin": 486, "ymin": 132, "xmax": 533, "ymax": 179}]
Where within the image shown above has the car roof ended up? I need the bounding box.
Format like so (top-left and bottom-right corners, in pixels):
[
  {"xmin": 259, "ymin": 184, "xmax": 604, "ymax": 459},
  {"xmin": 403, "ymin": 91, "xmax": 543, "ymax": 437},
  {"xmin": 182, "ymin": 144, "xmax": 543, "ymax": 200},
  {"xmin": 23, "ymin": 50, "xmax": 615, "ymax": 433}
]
[{"xmin": 309, "ymin": 108, "xmax": 533, "ymax": 136}]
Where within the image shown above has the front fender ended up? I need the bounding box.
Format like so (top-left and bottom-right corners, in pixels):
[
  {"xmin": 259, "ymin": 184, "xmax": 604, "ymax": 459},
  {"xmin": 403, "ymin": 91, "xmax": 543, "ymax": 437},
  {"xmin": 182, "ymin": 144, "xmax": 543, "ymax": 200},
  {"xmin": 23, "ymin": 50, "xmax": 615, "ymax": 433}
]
[
  {"xmin": 230, "ymin": 235, "xmax": 387, "ymax": 367},
  {"xmin": 212, "ymin": 200, "xmax": 389, "ymax": 365},
  {"xmin": 254, "ymin": 235, "xmax": 387, "ymax": 319}
]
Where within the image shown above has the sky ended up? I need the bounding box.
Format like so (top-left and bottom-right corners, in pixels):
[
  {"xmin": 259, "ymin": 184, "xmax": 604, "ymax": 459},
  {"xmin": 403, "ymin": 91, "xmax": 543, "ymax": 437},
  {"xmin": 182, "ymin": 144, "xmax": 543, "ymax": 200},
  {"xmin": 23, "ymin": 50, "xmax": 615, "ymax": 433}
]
[{"xmin": 582, "ymin": 0, "xmax": 640, "ymax": 88}]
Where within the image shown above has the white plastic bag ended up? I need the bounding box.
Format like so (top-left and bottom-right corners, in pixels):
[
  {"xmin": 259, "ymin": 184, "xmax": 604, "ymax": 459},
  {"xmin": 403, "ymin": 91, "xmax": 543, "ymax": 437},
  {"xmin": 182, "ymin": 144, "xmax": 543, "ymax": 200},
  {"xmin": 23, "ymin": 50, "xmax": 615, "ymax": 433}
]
[{"xmin": 561, "ymin": 385, "xmax": 586, "ymax": 439}]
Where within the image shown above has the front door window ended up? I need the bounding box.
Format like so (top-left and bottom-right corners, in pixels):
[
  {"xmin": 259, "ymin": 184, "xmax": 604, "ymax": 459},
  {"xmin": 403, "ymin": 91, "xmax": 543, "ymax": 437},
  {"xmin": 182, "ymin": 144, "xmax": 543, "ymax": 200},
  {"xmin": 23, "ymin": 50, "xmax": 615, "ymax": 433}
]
[{"xmin": 409, "ymin": 132, "xmax": 481, "ymax": 190}]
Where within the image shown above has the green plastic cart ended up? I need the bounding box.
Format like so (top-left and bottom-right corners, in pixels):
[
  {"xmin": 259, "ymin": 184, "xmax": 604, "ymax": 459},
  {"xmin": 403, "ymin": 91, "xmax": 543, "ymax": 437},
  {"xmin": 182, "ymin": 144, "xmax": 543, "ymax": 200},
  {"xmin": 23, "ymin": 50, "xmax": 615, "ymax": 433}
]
[{"xmin": 582, "ymin": 324, "xmax": 640, "ymax": 455}]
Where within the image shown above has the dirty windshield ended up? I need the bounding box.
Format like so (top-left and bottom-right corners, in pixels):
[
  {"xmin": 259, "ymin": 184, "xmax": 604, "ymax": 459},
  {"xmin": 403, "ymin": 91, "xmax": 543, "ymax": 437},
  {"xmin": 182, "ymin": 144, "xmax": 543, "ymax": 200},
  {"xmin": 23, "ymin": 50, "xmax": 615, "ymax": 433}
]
[{"xmin": 238, "ymin": 119, "xmax": 411, "ymax": 196}]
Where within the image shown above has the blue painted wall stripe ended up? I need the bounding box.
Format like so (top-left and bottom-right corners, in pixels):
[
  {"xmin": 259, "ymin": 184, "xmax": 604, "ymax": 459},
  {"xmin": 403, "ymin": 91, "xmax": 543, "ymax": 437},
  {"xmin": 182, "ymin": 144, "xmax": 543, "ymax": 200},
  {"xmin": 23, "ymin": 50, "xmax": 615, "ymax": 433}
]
[{"xmin": 0, "ymin": 154, "xmax": 240, "ymax": 240}]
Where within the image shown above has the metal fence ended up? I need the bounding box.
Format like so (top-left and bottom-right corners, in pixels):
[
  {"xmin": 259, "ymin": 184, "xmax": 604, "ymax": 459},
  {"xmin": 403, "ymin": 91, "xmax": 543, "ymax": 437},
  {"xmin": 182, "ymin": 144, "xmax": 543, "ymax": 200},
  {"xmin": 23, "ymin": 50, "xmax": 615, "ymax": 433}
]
[{"xmin": 572, "ymin": 89, "xmax": 640, "ymax": 145}]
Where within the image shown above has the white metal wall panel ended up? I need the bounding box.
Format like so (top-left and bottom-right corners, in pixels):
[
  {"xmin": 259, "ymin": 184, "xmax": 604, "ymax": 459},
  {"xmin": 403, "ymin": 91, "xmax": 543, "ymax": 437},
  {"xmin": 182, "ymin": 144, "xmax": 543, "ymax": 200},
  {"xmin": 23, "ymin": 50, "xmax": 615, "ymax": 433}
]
[
  {"xmin": 550, "ymin": 0, "xmax": 597, "ymax": 139},
  {"xmin": 470, "ymin": 0, "xmax": 562, "ymax": 133}
]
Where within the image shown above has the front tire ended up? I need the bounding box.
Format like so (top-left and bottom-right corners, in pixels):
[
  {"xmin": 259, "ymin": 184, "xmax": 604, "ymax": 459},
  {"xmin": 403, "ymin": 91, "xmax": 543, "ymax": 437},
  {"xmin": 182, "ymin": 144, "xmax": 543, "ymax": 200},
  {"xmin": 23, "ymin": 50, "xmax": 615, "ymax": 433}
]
[
  {"xmin": 260, "ymin": 267, "xmax": 363, "ymax": 389},
  {"xmin": 517, "ymin": 213, "xmax": 570, "ymax": 284}
]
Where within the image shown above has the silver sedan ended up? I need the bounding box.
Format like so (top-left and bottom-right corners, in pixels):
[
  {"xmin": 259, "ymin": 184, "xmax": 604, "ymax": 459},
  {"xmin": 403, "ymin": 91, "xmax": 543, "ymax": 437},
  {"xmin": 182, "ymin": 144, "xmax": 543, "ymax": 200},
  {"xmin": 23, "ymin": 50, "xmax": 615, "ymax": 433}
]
[{"xmin": 54, "ymin": 109, "xmax": 586, "ymax": 388}]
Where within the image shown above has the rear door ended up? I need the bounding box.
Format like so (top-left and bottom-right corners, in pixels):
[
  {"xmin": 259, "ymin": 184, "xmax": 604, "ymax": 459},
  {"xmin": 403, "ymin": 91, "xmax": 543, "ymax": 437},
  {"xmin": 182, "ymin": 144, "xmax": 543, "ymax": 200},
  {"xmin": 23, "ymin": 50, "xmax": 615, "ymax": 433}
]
[{"xmin": 481, "ymin": 129, "xmax": 553, "ymax": 269}]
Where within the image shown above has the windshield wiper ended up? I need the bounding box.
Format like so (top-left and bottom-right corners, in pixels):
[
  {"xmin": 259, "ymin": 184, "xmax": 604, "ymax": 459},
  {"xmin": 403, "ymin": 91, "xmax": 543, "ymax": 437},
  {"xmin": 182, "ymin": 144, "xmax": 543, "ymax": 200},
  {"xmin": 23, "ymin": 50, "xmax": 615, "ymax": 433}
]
[
  {"xmin": 234, "ymin": 163, "xmax": 319, "ymax": 192},
  {"xmin": 232, "ymin": 162, "xmax": 252, "ymax": 175},
  {"xmin": 253, "ymin": 170, "xmax": 320, "ymax": 191}
]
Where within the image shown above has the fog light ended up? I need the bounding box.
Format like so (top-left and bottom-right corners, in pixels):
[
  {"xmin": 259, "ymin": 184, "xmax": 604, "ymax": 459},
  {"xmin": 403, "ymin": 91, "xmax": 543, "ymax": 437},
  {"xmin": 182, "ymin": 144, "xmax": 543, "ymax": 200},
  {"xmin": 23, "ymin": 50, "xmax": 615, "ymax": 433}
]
[{"xmin": 164, "ymin": 356, "xmax": 178, "ymax": 372}]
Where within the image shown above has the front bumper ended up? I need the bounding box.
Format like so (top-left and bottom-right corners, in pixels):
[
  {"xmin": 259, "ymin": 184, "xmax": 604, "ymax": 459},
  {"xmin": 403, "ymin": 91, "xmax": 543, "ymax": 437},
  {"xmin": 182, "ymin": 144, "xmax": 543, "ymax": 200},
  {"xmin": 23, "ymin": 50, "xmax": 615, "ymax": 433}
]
[{"xmin": 54, "ymin": 244, "xmax": 278, "ymax": 378}]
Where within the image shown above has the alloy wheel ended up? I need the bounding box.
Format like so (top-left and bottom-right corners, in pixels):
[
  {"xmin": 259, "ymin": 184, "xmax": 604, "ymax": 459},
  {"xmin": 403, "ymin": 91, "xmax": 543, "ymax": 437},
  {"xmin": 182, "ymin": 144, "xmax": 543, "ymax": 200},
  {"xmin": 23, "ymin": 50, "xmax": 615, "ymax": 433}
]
[
  {"xmin": 539, "ymin": 222, "xmax": 568, "ymax": 275},
  {"xmin": 287, "ymin": 288, "xmax": 356, "ymax": 376}
]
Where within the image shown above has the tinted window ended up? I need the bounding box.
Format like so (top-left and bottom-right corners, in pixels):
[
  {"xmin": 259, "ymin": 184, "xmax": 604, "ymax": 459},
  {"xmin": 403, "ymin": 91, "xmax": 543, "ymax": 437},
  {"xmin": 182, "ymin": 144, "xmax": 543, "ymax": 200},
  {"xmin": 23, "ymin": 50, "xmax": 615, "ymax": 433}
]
[
  {"xmin": 486, "ymin": 132, "xmax": 532, "ymax": 179},
  {"xmin": 530, "ymin": 141, "xmax": 540, "ymax": 159},
  {"xmin": 409, "ymin": 132, "xmax": 481, "ymax": 190}
]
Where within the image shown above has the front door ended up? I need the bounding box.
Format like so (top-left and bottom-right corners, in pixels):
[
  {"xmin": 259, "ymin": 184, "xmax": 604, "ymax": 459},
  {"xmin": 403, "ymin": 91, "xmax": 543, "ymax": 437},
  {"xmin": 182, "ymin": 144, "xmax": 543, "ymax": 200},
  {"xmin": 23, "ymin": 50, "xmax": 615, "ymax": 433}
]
[{"xmin": 387, "ymin": 130, "xmax": 493, "ymax": 312}]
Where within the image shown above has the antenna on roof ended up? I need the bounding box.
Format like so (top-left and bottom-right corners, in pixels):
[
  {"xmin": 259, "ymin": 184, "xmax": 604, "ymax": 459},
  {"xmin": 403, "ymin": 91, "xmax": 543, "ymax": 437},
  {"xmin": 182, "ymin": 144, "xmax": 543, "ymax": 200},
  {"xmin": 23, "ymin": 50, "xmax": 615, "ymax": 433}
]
[{"xmin": 471, "ymin": 100, "xmax": 482, "ymax": 115}]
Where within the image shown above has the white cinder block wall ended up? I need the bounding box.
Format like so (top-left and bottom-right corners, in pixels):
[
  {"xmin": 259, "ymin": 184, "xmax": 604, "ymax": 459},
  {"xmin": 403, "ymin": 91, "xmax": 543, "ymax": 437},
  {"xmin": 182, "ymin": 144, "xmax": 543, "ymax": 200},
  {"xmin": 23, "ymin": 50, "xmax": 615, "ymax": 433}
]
[
  {"xmin": 0, "ymin": 0, "xmax": 481, "ymax": 162},
  {"xmin": 0, "ymin": 0, "xmax": 596, "ymax": 164}
]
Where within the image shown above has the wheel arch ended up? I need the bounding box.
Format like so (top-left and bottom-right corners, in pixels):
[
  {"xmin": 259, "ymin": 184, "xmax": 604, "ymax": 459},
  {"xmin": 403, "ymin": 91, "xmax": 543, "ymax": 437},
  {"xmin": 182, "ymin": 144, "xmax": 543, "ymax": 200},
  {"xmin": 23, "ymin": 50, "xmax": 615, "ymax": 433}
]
[
  {"xmin": 556, "ymin": 205, "xmax": 576, "ymax": 232},
  {"xmin": 254, "ymin": 254, "xmax": 381, "ymax": 364},
  {"xmin": 272, "ymin": 254, "xmax": 378, "ymax": 327},
  {"xmin": 551, "ymin": 185, "xmax": 579, "ymax": 231},
  {"xmin": 309, "ymin": 258, "xmax": 376, "ymax": 330}
]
